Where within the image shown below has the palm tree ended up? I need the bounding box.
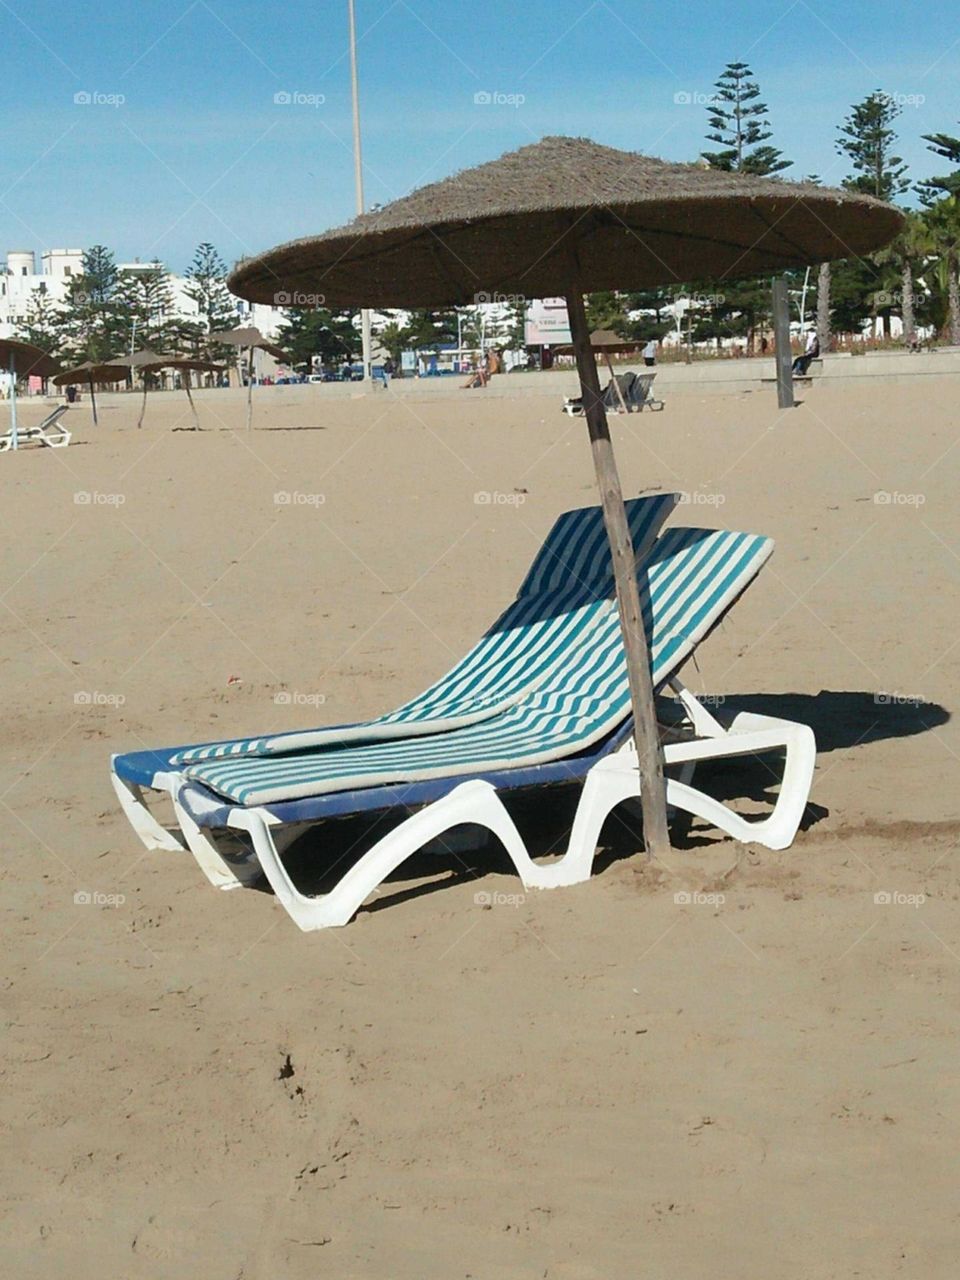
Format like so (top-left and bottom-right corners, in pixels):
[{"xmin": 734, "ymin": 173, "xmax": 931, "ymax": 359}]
[
  {"xmin": 816, "ymin": 262, "xmax": 832, "ymax": 352},
  {"xmin": 871, "ymin": 211, "xmax": 931, "ymax": 346},
  {"xmin": 923, "ymin": 197, "xmax": 960, "ymax": 344}
]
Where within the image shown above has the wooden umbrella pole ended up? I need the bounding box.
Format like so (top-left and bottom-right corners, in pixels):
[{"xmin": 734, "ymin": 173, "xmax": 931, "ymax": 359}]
[
  {"xmin": 565, "ymin": 287, "xmax": 670, "ymax": 858},
  {"xmin": 9, "ymin": 354, "xmax": 18, "ymax": 451},
  {"xmin": 183, "ymin": 371, "xmax": 199, "ymax": 429},
  {"xmin": 604, "ymin": 350, "xmax": 630, "ymax": 414},
  {"xmin": 246, "ymin": 347, "xmax": 254, "ymax": 429},
  {"xmin": 138, "ymin": 379, "xmax": 147, "ymax": 429},
  {"xmin": 89, "ymin": 375, "xmax": 98, "ymax": 426}
]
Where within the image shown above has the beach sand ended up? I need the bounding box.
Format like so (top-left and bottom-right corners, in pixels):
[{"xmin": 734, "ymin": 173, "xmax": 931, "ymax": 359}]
[{"xmin": 1, "ymin": 377, "xmax": 957, "ymax": 1278}]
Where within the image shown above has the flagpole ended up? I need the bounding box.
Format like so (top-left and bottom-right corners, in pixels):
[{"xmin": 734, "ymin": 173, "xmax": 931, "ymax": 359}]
[{"xmin": 349, "ymin": 0, "xmax": 373, "ymax": 381}]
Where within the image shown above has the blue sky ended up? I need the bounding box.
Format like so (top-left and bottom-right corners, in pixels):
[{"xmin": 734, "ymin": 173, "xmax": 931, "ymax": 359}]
[{"xmin": 2, "ymin": 0, "xmax": 958, "ymax": 272}]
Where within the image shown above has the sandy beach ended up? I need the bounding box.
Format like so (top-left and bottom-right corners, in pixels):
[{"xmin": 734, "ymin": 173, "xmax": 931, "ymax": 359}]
[{"xmin": 2, "ymin": 377, "xmax": 957, "ymax": 1278}]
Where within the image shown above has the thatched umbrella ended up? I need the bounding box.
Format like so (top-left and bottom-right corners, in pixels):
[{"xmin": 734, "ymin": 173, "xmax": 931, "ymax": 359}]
[
  {"xmin": 0, "ymin": 339, "xmax": 60, "ymax": 451},
  {"xmin": 52, "ymin": 359, "xmax": 128, "ymax": 426},
  {"xmin": 228, "ymin": 135, "xmax": 902, "ymax": 856},
  {"xmin": 556, "ymin": 329, "xmax": 643, "ymax": 412},
  {"xmin": 147, "ymin": 357, "xmax": 225, "ymax": 430},
  {"xmin": 116, "ymin": 352, "xmax": 224, "ymax": 429},
  {"xmin": 113, "ymin": 349, "xmax": 166, "ymax": 428},
  {"xmin": 212, "ymin": 326, "xmax": 289, "ymax": 429}
]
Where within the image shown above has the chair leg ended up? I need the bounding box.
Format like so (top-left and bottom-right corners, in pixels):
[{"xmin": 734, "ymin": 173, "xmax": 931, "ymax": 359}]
[
  {"xmin": 227, "ymin": 780, "xmax": 538, "ymax": 930},
  {"xmin": 663, "ymin": 717, "xmax": 817, "ymax": 850},
  {"xmin": 172, "ymin": 795, "xmax": 263, "ymax": 891},
  {"xmin": 110, "ymin": 769, "xmax": 186, "ymax": 853}
]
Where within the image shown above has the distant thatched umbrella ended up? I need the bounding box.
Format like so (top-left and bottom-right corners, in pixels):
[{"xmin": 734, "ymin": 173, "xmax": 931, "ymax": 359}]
[
  {"xmin": 228, "ymin": 135, "xmax": 902, "ymax": 855},
  {"xmin": 0, "ymin": 339, "xmax": 60, "ymax": 451},
  {"xmin": 147, "ymin": 357, "xmax": 225, "ymax": 430},
  {"xmin": 556, "ymin": 329, "xmax": 642, "ymax": 412},
  {"xmin": 212, "ymin": 326, "xmax": 289, "ymax": 429},
  {"xmin": 115, "ymin": 352, "xmax": 224, "ymax": 429},
  {"xmin": 53, "ymin": 359, "xmax": 128, "ymax": 426},
  {"xmin": 113, "ymin": 349, "xmax": 166, "ymax": 428}
]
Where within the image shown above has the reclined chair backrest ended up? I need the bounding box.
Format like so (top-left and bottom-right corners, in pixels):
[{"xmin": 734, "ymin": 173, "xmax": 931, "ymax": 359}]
[{"xmin": 171, "ymin": 494, "xmax": 678, "ymax": 766}]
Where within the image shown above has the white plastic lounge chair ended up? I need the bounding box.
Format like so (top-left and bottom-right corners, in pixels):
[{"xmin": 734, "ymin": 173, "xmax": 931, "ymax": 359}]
[
  {"xmin": 0, "ymin": 404, "xmax": 72, "ymax": 452},
  {"xmin": 112, "ymin": 493, "xmax": 677, "ymax": 849},
  {"xmin": 563, "ymin": 371, "xmax": 663, "ymax": 416},
  {"xmin": 112, "ymin": 513, "xmax": 815, "ymax": 930}
]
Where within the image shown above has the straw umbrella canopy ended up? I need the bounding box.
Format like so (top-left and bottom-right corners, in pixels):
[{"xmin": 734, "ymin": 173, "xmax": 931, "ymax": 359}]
[
  {"xmin": 228, "ymin": 135, "xmax": 902, "ymax": 856},
  {"xmin": 212, "ymin": 326, "xmax": 289, "ymax": 429},
  {"xmin": 0, "ymin": 339, "xmax": 61, "ymax": 452},
  {"xmin": 53, "ymin": 359, "xmax": 129, "ymax": 427}
]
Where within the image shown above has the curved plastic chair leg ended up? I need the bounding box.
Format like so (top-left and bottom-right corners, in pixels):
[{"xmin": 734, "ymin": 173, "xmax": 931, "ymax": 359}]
[
  {"xmin": 228, "ymin": 780, "xmax": 535, "ymax": 930},
  {"xmin": 172, "ymin": 795, "xmax": 262, "ymax": 891},
  {"xmin": 110, "ymin": 768, "xmax": 185, "ymax": 853},
  {"xmin": 663, "ymin": 718, "xmax": 816, "ymax": 850}
]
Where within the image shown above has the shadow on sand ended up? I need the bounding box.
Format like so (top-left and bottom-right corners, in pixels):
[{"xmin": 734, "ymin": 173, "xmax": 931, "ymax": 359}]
[{"xmin": 268, "ymin": 690, "xmax": 949, "ymax": 913}]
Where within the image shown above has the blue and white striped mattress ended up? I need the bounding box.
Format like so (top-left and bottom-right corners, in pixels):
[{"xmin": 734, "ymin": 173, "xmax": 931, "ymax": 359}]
[{"xmin": 184, "ymin": 527, "xmax": 773, "ymax": 806}]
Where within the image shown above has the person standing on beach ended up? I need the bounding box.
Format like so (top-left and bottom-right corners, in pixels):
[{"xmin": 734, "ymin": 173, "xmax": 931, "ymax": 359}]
[{"xmin": 642, "ymin": 338, "xmax": 657, "ymax": 367}]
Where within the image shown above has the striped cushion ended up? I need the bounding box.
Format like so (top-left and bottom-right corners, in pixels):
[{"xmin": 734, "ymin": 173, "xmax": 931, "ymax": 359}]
[
  {"xmin": 185, "ymin": 528, "xmax": 773, "ymax": 806},
  {"xmin": 170, "ymin": 494, "xmax": 675, "ymax": 766}
]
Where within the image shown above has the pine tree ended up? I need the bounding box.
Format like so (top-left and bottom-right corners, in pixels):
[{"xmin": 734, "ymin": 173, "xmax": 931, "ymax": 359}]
[
  {"xmin": 183, "ymin": 242, "xmax": 237, "ymax": 360},
  {"xmin": 917, "ymin": 124, "xmax": 960, "ymax": 203},
  {"xmin": 275, "ymin": 307, "xmax": 361, "ymax": 370},
  {"xmin": 58, "ymin": 245, "xmax": 122, "ymax": 362},
  {"xmin": 15, "ymin": 283, "xmax": 63, "ymax": 356},
  {"xmin": 585, "ymin": 291, "xmax": 628, "ymax": 333},
  {"xmin": 701, "ymin": 61, "xmax": 791, "ymax": 175},
  {"xmin": 836, "ymin": 92, "xmax": 910, "ymax": 201},
  {"xmin": 117, "ymin": 262, "xmax": 176, "ymax": 354}
]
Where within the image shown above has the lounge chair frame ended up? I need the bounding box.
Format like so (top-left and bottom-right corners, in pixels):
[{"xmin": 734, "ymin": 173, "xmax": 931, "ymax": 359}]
[
  {"xmin": 0, "ymin": 404, "xmax": 72, "ymax": 452},
  {"xmin": 111, "ymin": 677, "xmax": 815, "ymax": 930}
]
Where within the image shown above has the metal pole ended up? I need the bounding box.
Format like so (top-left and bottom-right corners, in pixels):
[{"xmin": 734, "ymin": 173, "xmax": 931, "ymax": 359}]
[
  {"xmin": 565, "ymin": 286, "xmax": 670, "ymax": 858},
  {"xmin": 349, "ymin": 0, "xmax": 373, "ymax": 381},
  {"xmin": 772, "ymin": 275, "xmax": 795, "ymax": 409},
  {"xmin": 9, "ymin": 354, "xmax": 17, "ymax": 451}
]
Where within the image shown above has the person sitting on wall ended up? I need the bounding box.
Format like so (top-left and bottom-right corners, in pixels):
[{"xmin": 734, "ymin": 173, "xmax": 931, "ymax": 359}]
[{"xmin": 792, "ymin": 329, "xmax": 819, "ymax": 375}]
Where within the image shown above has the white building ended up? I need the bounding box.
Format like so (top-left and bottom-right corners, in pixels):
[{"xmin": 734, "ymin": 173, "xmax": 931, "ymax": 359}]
[{"xmin": 0, "ymin": 248, "xmax": 284, "ymax": 342}]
